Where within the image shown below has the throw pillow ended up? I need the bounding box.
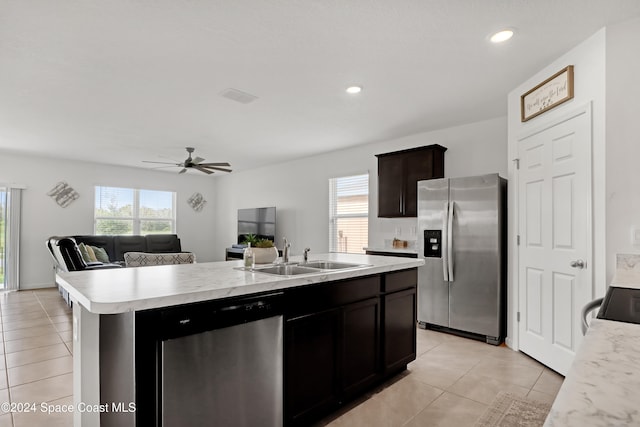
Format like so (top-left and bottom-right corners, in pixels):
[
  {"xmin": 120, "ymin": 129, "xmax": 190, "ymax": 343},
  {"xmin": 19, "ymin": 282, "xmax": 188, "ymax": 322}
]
[
  {"xmin": 84, "ymin": 244, "xmax": 98, "ymax": 262},
  {"xmin": 91, "ymin": 246, "xmax": 110, "ymax": 263},
  {"xmin": 78, "ymin": 243, "xmax": 94, "ymax": 263}
]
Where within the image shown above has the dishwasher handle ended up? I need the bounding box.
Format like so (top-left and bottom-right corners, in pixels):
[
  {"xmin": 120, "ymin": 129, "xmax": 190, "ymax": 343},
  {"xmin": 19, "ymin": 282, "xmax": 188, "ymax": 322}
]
[{"xmin": 159, "ymin": 292, "xmax": 284, "ymax": 340}]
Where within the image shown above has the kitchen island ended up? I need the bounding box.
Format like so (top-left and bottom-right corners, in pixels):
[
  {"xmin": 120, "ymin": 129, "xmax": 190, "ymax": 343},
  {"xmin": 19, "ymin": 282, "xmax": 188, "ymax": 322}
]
[
  {"xmin": 544, "ymin": 254, "xmax": 640, "ymax": 426},
  {"xmin": 56, "ymin": 253, "xmax": 423, "ymax": 427}
]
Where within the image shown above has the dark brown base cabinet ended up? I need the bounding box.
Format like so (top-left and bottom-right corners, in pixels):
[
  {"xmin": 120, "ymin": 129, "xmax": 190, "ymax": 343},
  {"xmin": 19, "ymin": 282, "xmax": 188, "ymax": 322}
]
[
  {"xmin": 284, "ymin": 269, "xmax": 417, "ymax": 426},
  {"xmin": 384, "ymin": 288, "xmax": 417, "ymax": 373}
]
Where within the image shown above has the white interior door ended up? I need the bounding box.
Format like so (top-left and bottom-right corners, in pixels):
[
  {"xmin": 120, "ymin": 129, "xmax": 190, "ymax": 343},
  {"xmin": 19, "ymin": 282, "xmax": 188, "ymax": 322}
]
[{"xmin": 517, "ymin": 106, "xmax": 592, "ymax": 376}]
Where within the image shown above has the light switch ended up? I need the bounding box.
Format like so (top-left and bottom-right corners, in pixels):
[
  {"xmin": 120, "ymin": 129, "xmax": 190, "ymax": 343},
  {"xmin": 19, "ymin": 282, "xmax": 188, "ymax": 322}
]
[{"xmin": 632, "ymin": 227, "xmax": 640, "ymax": 247}]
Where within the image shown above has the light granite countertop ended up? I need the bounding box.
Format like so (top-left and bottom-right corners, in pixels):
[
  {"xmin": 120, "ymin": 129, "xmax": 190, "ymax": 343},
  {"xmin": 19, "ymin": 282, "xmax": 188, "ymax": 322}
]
[
  {"xmin": 56, "ymin": 253, "xmax": 423, "ymax": 314},
  {"xmin": 544, "ymin": 253, "xmax": 640, "ymax": 426}
]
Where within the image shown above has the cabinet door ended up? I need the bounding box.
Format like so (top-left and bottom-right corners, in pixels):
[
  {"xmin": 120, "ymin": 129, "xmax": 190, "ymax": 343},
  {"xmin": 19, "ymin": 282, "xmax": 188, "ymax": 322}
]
[
  {"xmin": 285, "ymin": 309, "xmax": 340, "ymax": 426},
  {"xmin": 383, "ymin": 287, "xmax": 417, "ymax": 374},
  {"xmin": 404, "ymin": 151, "xmax": 434, "ymax": 217},
  {"xmin": 377, "ymin": 145, "xmax": 446, "ymax": 218},
  {"xmin": 341, "ymin": 297, "xmax": 381, "ymax": 399},
  {"xmin": 377, "ymin": 154, "xmax": 405, "ymax": 217}
]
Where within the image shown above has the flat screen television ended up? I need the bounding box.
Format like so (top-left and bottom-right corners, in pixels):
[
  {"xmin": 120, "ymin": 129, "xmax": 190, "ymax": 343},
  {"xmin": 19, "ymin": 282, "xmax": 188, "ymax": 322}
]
[{"xmin": 237, "ymin": 206, "xmax": 276, "ymax": 244}]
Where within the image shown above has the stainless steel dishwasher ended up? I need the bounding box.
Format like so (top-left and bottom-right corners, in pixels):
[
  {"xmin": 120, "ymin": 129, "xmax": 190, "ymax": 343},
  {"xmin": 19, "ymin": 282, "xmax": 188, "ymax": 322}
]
[{"xmin": 159, "ymin": 292, "xmax": 283, "ymax": 427}]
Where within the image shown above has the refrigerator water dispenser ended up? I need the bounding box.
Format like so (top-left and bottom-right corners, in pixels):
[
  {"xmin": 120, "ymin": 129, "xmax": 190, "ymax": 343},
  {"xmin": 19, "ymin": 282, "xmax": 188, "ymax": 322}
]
[{"xmin": 423, "ymin": 230, "xmax": 442, "ymax": 258}]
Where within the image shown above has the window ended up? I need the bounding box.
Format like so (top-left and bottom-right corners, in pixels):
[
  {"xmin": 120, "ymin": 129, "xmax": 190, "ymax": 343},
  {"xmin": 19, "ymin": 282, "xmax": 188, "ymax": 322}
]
[
  {"xmin": 329, "ymin": 174, "xmax": 369, "ymax": 253},
  {"xmin": 94, "ymin": 186, "xmax": 176, "ymax": 235},
  {"xmin": 0, "ymin": 189, "xmax": 6, "ymax": 288},
  {"xmin": 0, "ymin": 186, "xmax": 23, "ymax": 290}
]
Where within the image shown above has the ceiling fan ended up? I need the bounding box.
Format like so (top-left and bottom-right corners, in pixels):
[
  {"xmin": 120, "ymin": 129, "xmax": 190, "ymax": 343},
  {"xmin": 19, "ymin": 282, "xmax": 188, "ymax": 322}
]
[{"xmin": 143, "ymin": 147, "xmax": 232, "ymax": 175}]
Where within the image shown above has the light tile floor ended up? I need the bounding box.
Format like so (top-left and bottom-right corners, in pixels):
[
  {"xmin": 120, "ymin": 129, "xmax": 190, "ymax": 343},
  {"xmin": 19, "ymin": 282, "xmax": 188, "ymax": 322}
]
[
  {"xmin": 0, "ymin": 289, "xmax": 73, "ymax": 427},
  {"xmin": 0, "ymin": 289, "xmax": 564, "ymax": 427},
  {"xmin": 319, "ymin": 327, "xmax": 565, "ymax": 427}
]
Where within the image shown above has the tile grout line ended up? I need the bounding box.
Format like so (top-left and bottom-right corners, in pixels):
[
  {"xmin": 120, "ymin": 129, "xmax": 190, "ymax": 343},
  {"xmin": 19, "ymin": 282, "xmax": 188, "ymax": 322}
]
[
  {"xmin": 2, "ymin": 290, "xmax": 73, "ymax": 427},
  {"xmin": 0, "ymin": 291, "xmax": 37, "ymax": 427},
  {"xmin": 413, "ymin": 336, "xmax": 546, "ymax": 408},
  {"xmin": 33, "ymin": 292, "xmax": 72, "ymax": 357}
]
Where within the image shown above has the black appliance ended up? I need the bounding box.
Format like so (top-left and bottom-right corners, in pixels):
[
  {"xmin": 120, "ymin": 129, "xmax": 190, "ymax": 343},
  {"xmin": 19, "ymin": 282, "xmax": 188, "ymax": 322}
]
[{"xmin": 597, "ymin": 286, "xmax": 640, "ymax": 325}]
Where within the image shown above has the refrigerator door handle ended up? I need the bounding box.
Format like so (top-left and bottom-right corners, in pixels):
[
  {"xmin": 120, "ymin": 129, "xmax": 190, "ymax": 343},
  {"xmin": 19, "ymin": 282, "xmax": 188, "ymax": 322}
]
[
  {"xmin": 447, "ymin": 201, "xmax": 455, "ymax": 282},
  {"xmin": 442, "ymin": 202, "xmax": 449, "ymax": 282}
]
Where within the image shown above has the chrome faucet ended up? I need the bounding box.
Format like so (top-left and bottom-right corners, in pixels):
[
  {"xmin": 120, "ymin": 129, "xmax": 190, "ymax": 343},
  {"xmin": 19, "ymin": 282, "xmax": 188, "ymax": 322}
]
[
  {"xmin": 303, "ymin": 248, "xmax": 310, "ymax": 263},
  {"xmin": 282, "ymin": 237, "xmax": 291, "ymax": 263}
]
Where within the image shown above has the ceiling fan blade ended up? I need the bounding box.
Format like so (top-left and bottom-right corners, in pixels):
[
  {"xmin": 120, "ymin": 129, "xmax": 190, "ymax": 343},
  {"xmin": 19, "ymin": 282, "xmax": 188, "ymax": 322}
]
[
  {"xmin": 178, "ymin": 168, "xmax": 187, "ymax": 174},
  {"xmin": 200, "ymin": 166, "xmax": 232, "ymax": 173},
  {"xmin": 197, "ymin": 162, "xmax": 231, "ymax": 167},
  {"xmin": 142, "ymin": 160, "xmax": 181, "ymax": 165},
  {"xmin": 193, "ymin": 165, "xmax": 214, "ymax": 174},
  {"xmin": 191, "ymin": 156, "xmax": 205, "ymax": 164}
]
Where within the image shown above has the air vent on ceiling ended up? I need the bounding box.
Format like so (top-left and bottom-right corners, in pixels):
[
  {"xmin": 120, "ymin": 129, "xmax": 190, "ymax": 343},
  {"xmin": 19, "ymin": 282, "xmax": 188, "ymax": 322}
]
[{"xmin": 219, "ymin": 88, "xmax": 259, "ymax": 104}]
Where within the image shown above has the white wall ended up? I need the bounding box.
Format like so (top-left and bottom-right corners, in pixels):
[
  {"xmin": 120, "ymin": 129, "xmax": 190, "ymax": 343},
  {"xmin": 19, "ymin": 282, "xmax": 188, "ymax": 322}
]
[
  {"xmin": 507, "ymin": 29, "xmax": 607, "ymax": 348},
  {"xmin": 0, "ymin": 152, "xmax": 217, "ymax": 289},
  {"xmin": 605, "ymin": 16, "xmax": 640, "ymax": 282},
  {"xmin": 213, "ymin": 116, "xmax": 507, "ymax": 260}
]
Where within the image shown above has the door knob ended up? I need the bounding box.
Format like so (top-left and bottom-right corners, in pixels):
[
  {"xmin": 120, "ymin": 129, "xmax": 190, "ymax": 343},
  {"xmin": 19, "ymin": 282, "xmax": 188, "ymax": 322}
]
[{"xmin": 570, "ymin": 259, "xmax": 586, "ymax": 269}]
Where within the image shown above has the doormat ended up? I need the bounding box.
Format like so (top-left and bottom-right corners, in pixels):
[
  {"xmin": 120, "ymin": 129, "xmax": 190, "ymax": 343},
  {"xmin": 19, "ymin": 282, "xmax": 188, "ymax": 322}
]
[{"xmin": 474, "ymin": 392, "xmax": 552, "ymax": 427}]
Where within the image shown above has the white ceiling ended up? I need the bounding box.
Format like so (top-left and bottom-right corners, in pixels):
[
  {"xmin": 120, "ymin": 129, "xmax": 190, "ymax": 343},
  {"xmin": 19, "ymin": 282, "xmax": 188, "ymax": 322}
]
[{"xmin": 1, "ymin": 0, "xmax": 640, "ymax": 174}]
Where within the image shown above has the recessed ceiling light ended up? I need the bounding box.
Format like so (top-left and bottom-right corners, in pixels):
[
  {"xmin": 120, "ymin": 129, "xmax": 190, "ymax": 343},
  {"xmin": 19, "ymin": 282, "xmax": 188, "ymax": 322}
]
[
  {"xmin": 346, "ymin": 86, "xmax": 362, "ymax": 94},
  {"xmin": 490, "ymin": 29, "xmax": 514, "ymax": 43}
]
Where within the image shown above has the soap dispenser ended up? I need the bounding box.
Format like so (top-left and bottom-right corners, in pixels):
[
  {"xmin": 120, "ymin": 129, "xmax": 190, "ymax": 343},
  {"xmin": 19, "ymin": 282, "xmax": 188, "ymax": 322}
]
[{"xmin": 243, "ymin": 243, "xmax": 255, "ymax": 268}]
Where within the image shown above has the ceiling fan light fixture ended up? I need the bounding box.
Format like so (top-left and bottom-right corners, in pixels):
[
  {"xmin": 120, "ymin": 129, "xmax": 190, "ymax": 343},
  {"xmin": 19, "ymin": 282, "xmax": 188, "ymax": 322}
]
[
  {"xmin": 346, "ymin": 85, "xmax": 362, "ymax": 94},
  {"xmin": 142, "ymin": 147, "xmax": 232, "ymax": 175},
  {"xmin": 490, "ymin": 29, "xmax": 515, "ymax": 43}
]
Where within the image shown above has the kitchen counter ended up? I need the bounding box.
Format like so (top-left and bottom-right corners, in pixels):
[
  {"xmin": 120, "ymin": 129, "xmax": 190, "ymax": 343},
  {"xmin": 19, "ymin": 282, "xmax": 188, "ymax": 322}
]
[
  {"xmin": 58, "ymin": 253, "xmax": 423, "ymax": 427},
  {"xmin": 56, "ymin": 252, "xmax": 423, "ymax": 314},
  {"xmin": 544, "ymin": 254, "xmax": 640, "ymax": 426}
]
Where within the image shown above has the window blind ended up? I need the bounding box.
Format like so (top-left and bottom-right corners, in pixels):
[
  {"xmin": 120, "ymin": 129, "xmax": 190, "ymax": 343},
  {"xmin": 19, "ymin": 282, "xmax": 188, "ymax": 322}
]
[{"xmin": 329, "ymin": 174, "xmax": 369, "ymax": 253}]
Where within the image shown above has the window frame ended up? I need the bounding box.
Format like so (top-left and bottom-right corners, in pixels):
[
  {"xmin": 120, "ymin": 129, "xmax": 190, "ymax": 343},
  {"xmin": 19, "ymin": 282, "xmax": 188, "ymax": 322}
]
[
  {"xmin": 94, "ymin": 186, "xmax": 177, "ymax": 235},
  {"xmin": 329, "ymin": 173, "xmax": 369, "ymax": 254}
]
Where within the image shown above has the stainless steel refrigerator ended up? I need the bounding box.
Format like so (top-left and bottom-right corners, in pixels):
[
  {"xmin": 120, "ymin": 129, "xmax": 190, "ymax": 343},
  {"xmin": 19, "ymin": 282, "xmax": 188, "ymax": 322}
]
[{"xmin": 417, "ymin": 173, "xmax": 506, "ymax": 345}]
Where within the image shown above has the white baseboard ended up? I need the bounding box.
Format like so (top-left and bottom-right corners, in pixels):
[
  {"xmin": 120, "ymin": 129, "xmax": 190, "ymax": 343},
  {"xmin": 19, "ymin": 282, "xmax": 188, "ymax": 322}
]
[{"xmin": 18, "ymin": 282, "xmax": 57, "ymax": 290}]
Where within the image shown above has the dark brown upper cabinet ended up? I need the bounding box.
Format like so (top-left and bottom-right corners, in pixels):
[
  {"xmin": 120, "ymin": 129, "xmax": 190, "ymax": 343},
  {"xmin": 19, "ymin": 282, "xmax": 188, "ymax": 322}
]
[{"xmin": 376, "ymin": 144, "xmax": 446, "ymax": 217}]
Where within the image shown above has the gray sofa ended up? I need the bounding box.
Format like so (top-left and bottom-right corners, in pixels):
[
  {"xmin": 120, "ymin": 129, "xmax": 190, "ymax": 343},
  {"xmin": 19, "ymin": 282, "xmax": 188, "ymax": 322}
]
[{"xmin": 47, "ymin": 234, "xmax": 185, "ymax": 272}]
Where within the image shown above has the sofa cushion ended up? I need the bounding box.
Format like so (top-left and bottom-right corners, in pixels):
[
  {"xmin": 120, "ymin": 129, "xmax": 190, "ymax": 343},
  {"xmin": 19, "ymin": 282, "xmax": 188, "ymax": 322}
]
[
  {"xmin": 113, "ymin": 236, "xmax": 148, "ymax": 261},
  {"xmin": 91, "ymin": 246, "xmax": 110, "ymax": 263},
  {"xmin": 85, "ymin": 244, "xmax": 98, "ymax": 262},
  {"xmin": 78, "ymin": 243, "xmax": 93, "ymax": 263},
  {"xmin": 74, "ymin": 235, "xmax": 116, "ymax": 261},
  {"xmin": 145, "ymin": 234, "xmax": 182, "ymax": 253},
  {"xmin": 124, "ymin": 252, "xmax": 196, "ymax": 267}
]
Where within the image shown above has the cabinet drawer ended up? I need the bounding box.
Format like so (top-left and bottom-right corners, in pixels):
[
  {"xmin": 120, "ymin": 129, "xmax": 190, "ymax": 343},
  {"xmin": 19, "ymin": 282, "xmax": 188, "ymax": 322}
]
[
  {"xmin": 383, "ymin": 268, "xmax": 417, "ymax": 293},
  {"xmin": 286, "ymin": 276, "xmax": 381, "ymax": 318}
]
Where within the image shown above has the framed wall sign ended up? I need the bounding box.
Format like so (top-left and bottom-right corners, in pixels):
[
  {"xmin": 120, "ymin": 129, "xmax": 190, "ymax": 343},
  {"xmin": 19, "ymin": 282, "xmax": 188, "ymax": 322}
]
[{"xmin": 521, "ymin": 65, "xmax": 574, "ymax": 122}]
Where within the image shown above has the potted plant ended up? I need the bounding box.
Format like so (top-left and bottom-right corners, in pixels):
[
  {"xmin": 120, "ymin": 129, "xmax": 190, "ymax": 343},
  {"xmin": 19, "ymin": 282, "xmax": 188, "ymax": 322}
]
[
  {"xmin": 253, "ymin": 239, "xmax": 279, "ymax": 264},
  {"xmin": 241, "ymin": 234, "xmax": 259, "ymax": 247}
]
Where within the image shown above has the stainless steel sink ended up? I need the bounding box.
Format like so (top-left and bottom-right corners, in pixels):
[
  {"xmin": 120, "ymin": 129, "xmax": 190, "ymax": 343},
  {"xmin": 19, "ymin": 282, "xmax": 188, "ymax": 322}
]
[
  {"xmin": 237, "ymin": 261, "xmax": 370, "ymax": 276},
  {"xmin": 249, "ymin": 264, "xmax": 321, "ymax": 276},
  {"xmin": 298, "ymin": 261, "xmax": 367, "ymax": 270}
]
